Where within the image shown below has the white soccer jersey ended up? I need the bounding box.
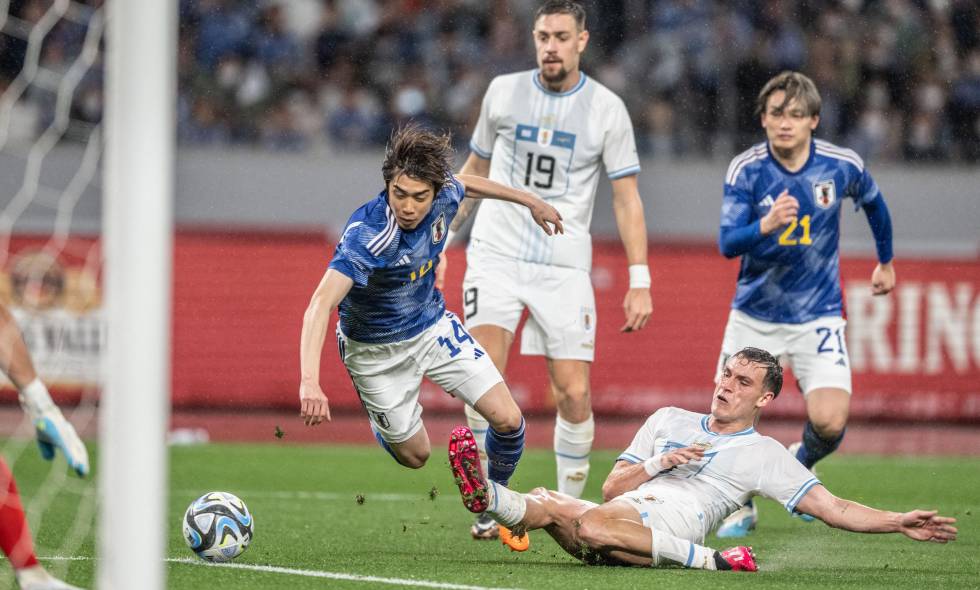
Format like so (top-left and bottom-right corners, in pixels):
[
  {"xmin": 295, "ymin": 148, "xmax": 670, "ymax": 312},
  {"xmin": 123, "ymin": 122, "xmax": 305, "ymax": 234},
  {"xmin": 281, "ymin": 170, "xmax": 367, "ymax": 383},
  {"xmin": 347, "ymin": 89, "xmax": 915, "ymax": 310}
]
[
  {"xmin": 467, "ymin": 69, "xmax": 640, "ymax": 271},
  {"xmin": 617, "ymin": 407, "xmax": 820, "ymax": 533}
]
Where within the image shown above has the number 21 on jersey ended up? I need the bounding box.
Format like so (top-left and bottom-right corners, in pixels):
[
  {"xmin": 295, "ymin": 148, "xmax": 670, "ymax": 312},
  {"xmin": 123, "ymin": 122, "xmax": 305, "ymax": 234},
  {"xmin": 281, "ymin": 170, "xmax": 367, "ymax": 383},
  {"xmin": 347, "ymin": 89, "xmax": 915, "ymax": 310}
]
[{"xmin": 778, "ymin": 215, "xmax": 813, "ymax": 246}]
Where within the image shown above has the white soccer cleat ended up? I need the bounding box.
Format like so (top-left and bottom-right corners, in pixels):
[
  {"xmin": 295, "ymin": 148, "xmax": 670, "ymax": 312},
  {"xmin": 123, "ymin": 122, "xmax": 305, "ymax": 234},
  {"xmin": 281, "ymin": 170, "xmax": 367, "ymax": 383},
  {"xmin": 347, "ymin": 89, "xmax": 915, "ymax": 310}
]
[
  {"xmin": 716, "ymin": 501, "xmax": 758, "ymax": 538},
  {"xmin": 33, "ymin": 408, "xmax": 90, "ymax": 478},
  {"xmin": 16, "ymin": 565, "xmax": 84, "ymax": 590},
  {"xmin": 470, "ymin": 513, "xmax": 499, "ymax": 540}
]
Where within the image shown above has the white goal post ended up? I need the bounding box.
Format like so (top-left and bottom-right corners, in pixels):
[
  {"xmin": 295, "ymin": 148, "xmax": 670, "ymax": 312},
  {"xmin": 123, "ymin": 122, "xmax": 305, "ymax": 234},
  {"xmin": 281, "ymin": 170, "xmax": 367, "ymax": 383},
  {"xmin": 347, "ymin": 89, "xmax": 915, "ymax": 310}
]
[{"xmin": 100, "ymin": 0, "xmax": 175, "ymax": 588}]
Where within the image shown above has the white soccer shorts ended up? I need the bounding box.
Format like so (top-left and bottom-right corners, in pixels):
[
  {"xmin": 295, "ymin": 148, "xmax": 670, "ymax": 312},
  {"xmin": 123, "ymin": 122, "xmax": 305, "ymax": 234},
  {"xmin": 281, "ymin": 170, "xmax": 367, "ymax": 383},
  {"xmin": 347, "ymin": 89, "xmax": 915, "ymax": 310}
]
[
  {"xmin": 715, "ymin": 309, "xmax": 852, "ymax": 395},
  {"xmin": 613, "ymin": 490, "xmax": 708, "ymax": 558},
  {"xmin": 338, "ymin": 311, "xmax": 503, "ymax": 443},
  {"xmin": 461, "ymin": 244, "xmax": 596, "ymax": 362}
]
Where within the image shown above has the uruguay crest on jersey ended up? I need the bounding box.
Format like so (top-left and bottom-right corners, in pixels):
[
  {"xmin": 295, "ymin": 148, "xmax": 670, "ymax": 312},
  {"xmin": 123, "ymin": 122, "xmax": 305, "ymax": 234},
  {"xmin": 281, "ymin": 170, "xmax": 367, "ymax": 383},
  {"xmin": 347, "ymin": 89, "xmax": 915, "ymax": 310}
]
[{"xmin": 813, "ymin": 179, "xmax": 836, "ymax": 209}]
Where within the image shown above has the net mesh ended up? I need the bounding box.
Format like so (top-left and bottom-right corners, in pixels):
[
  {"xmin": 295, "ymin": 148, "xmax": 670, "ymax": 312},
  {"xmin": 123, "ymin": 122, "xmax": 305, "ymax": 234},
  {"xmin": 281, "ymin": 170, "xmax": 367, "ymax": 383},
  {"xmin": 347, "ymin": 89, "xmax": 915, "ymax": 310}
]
[{"xmin": 0, "ymin": 0, "xmax": 104, "ymax": 584}]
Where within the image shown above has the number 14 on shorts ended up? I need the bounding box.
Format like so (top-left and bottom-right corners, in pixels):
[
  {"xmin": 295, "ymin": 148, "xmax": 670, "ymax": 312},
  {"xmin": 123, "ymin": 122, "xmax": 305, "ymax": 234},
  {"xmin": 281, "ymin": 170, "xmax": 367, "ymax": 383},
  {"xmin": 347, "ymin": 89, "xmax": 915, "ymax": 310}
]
[{"xmin": 439, "ymin": 317, "xmax": 484, "ymax": 358}]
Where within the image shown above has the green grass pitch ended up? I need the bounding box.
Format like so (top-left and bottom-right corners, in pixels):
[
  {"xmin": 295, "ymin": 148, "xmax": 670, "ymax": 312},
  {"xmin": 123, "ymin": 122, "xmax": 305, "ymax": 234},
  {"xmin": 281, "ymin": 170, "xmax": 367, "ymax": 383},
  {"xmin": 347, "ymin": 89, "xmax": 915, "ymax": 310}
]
[{"xmin": 2, "ymin": 442, "xmax": 977, "ymax": 589}]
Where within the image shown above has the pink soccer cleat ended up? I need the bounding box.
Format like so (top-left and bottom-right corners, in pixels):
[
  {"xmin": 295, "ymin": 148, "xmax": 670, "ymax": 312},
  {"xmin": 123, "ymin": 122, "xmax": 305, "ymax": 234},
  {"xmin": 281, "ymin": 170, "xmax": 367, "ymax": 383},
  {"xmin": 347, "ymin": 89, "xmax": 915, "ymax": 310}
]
[
  {"xmin": 719, "ymin": 546, "xmax": 758, "ymax": 572},
  {"xmin": 449, "ymin": 426, "xmax": 489, "ymax": 513}
]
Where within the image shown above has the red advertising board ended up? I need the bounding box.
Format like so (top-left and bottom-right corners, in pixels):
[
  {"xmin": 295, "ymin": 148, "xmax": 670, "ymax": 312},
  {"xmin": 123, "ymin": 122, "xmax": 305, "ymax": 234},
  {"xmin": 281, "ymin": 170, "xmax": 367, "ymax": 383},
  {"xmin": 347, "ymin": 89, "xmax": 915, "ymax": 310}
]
[{"xmin": 4, "ymin": 232, "xmax": 979, "ymax": 422}]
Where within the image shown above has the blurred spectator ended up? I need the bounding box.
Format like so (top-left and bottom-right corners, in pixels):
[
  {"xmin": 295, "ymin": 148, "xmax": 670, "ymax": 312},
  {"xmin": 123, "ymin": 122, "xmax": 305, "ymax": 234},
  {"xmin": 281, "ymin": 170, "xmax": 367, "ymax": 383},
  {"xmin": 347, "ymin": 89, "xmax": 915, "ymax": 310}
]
[{"xmin": 2, "ymin": 0, "xmax": 979, "ymax": 163}]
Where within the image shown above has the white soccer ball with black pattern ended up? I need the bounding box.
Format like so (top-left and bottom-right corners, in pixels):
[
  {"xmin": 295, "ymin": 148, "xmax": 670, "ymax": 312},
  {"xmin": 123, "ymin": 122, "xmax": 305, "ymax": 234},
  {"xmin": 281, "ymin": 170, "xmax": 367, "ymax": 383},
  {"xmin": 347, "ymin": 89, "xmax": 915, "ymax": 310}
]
[{"xmin": 182, "ymin": 491, "xmax": 254, "ymax": 562}]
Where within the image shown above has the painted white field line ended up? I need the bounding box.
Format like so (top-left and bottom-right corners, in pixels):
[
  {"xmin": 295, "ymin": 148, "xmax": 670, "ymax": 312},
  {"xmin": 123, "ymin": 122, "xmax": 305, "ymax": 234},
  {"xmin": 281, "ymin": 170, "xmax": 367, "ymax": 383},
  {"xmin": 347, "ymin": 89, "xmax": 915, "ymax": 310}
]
[
  {"xmin": 173, "ymin": 489, "xmax": 443, "ymax": 502},
  {"xmin": 44, "ymin": 557, "xmax": 523, "ymax": 590}
]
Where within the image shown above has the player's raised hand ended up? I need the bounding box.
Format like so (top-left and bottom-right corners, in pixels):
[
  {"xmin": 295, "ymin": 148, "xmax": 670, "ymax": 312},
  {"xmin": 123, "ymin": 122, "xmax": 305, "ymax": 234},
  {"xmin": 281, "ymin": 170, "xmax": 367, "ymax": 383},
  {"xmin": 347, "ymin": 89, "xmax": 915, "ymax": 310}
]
[
  {"xmin": 897, "ymin": 510, "xmax": 957, "ymax": 543},
  {"xmin": 299, "ymin": 381, "xmax": 331, "ymax": 426},
  {"xmin": 659, "ymin": 446, "xmax": 705, "ymax": 469},
  {"xmin": 435, "ymin": 251, "xmax": 448, "ymax": 291},
  {"xmin": 760, "ymin": 189, "xmax": 799, "ymax": 235},
  {"xmin": 621, "ymin": 289, "xmax": 652, "ymax": 332},
  {"xmin": 529, "ymin": 199, "xmax": 564, "ymax": 235},
  {"xmin": 871, "ymin": 261, "xmax": 895, "ymax": 296}
]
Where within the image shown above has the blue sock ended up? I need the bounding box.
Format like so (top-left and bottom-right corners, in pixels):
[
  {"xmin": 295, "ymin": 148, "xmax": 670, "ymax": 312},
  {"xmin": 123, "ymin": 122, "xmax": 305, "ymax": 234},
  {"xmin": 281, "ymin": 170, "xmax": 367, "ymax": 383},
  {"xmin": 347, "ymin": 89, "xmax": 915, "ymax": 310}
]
[
  {"xmin": 371, "ymin": 425, "xmax": 404, "ymax": 466},
  {"xmin": 485, "ymin": 418, "xmax": 525, "ymax": 486},
  {"xmin": 796, "ymin": 421, "xmax": 845, "ymax": 469}
]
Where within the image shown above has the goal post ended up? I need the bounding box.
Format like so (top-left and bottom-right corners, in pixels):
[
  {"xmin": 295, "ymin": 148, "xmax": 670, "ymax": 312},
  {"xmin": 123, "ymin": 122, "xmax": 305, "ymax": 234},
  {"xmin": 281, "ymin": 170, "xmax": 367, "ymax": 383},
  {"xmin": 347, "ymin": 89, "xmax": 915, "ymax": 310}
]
[{"xmin": 100, "ymin": 0, "xmax": 175, "ymax": 588}]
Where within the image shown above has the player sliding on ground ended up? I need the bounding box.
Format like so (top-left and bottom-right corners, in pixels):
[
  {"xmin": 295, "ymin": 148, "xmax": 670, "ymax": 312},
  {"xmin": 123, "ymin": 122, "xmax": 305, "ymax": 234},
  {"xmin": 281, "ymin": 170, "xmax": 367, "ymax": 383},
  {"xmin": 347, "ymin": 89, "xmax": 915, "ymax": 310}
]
[
  {"xmin": 299, "ymin": 125, "xmax": 562, "ymax": 492},
  {"xmin": 449, "ymin": 347, "xmax": 956, "ymax": 571},
  {"xmin": 1, "ymin": 303, "xmax": 88, "ymax": 589}
]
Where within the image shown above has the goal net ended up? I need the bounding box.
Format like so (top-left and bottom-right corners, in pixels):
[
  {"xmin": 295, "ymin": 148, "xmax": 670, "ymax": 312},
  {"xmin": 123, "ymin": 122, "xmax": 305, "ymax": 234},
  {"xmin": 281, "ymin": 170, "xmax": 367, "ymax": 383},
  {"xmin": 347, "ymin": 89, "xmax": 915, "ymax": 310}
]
[{"xmin": 0, "ymin": 1, "xmax": 171, "ymax": 588}]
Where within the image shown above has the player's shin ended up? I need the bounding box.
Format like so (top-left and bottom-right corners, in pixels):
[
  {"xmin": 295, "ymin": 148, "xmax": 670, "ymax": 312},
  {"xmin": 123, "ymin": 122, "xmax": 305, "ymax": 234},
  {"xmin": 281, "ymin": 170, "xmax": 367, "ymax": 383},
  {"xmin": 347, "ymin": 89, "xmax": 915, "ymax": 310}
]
[
  {"xmin": 554, "ymin": 414, "xmax": 593, "ymax": 498},
  {"xmin": 797, "ymin": 421, "xmax": 845, "ymax": 469},
  {"xmin": 486, "ymin": 417, "xmax": 525, "ymax": 486},
  {"xmin": 650, "ymin": 526, "xmax": 719, "ymax": 570},
  {"xmin": 464, "ymin": 404, "xmax": 490, "ymax": 477}
]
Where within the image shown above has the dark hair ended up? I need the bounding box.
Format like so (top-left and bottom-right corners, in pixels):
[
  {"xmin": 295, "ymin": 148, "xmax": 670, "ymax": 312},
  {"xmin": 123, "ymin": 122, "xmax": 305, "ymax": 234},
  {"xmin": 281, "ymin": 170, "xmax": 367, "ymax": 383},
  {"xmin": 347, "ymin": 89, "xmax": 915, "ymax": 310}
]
[
  {"xmin": 733, "ymin": 347, "xmax": 783, "ymax": 398},
  {"xmin": 534, "ymin": 0, "xmax": 586, "ymax": 30},
  {"xmin": 755, "ymin": 71, "xmax": 822, "ymax": 118},
  {"xmin": 381, "ymin": 125, "xmax": 455, "ymax": 193}
]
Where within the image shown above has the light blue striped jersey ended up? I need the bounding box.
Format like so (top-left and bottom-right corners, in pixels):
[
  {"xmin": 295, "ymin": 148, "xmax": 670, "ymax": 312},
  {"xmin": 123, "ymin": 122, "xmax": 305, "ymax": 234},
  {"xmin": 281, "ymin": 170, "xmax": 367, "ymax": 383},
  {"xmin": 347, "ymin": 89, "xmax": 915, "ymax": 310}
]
[
  {"xmin": 329, "ymin": 178, "xmax": 464, "ymax": 343},
  {"xmin": 617, "ymin": 407, "xmax": 820, "ymax": 533},
  {"xmin": 721, "ymin": 139, "xmax": 881, "ymax": 324}
]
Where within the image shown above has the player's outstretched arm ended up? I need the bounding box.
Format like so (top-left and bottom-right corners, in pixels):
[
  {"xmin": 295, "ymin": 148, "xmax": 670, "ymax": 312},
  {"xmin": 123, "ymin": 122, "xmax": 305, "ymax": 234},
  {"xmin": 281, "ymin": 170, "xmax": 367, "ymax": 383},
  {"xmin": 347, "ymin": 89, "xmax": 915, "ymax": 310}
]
[
  {"xmin": 456, "ymin": 174, "xmax": 563, "ymax": 235},
  {"xmin": 299, "ymin": 269, "xmax": 353, "ymax": 426},
  {"xmin": 0, "ymin": 304, "xmax": 39, "ymax": 388},
  {"xmin": 0, "ymin": 304, "xmax": 89, "ymax": 477},
  {"xmin": 434, "ymin": 156, "xmax": 491, "ymax": 290},
  {"xmin": 795, "ymin": 484, "xmax": 957, "ymax": 543},
  {"xmin": 610, "ymin": 175, "xmax": 652, "ymax": 332}
]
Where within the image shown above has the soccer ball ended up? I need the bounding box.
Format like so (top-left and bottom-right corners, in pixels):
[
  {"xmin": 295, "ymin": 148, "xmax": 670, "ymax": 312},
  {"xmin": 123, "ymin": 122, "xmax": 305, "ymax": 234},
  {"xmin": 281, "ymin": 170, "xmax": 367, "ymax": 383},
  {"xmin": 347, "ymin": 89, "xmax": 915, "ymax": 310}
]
[{"xmin": 182, "ymin": 491, "xmax": 254, "ymax": 562}]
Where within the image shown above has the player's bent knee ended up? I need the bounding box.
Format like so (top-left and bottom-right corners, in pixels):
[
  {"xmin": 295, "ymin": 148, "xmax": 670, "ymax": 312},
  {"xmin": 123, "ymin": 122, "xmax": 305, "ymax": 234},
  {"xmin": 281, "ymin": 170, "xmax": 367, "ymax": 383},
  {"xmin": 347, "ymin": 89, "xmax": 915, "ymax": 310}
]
[
  {"xmin": 809, "ymin": 405, "xmax": 848, "ymax": 438},
  {"xmin": 813, "ymin": 415, "xmax": 847, "ymax": 439},
  {"xmin": 485, "ymin": 407, "xmax": 523, "ymax": 433},
  {"xmin": 575, "ymin": 510, "xmax": 611, "ymax": 549},
  {"xmin": 396, "ymin": 449, "xmax": 430, "ymax": 469}
]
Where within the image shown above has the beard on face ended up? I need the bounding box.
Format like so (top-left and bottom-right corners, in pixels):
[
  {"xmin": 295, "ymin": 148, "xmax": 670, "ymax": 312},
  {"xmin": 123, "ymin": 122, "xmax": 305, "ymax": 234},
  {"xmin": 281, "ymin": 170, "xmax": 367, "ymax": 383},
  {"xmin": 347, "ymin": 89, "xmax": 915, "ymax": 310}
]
[{"xmin": 540, "ymin": 62, "xmax": 568, "ymax": 84}]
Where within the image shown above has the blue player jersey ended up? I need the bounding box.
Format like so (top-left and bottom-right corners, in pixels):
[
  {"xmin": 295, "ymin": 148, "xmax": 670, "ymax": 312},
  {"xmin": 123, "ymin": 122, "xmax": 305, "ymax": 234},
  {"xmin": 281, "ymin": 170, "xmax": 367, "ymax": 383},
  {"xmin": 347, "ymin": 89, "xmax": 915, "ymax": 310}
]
[
  {"xmin": 329, "ymin": 177, "xmax": 464, "ymax": 343},
  {"xmin": 720, "ymin": 139, "xmax": 881, "ymax": 324}
]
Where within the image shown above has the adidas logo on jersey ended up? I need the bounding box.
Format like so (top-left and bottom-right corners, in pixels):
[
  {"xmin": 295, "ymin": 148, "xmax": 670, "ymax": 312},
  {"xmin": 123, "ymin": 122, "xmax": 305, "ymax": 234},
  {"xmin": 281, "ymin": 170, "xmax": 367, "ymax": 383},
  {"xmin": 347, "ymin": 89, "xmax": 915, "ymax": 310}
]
[
  {"xmin": 759, "ymin": 194, "xmax": 775, "ymax": 208},
  {"xmin": 394, "ymin": 255, "xmax": 412, "ymax": 267}
]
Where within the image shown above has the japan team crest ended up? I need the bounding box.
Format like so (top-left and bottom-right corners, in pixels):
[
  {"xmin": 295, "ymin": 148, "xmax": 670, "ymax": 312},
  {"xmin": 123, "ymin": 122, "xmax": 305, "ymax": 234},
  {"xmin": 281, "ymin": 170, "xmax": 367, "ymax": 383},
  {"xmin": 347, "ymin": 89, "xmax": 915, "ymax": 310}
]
[
  {"xmin": 813, "ymin": 179, "xmax": 836, "ymax": 209},
  {"xmin": 431, "ymin": 213, "xmax": 446, "ymax": 244}
]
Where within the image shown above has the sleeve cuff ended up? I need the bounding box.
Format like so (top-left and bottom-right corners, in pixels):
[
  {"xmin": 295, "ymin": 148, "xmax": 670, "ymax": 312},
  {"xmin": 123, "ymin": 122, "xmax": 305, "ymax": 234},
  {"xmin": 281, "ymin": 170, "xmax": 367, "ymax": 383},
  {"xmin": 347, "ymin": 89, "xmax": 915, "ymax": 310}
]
[
  {"xmin": 608, "ymin": 164, "xmax": 641, "ymax": 180},
  {"xmin": 469, "ymin": 140, "xmax": 492, "ymax": 159},
  {"xmin": 785, "ymin": 478, "xmax": 821, "ymax": 513},
  {"xmin": 617, "ymin": 452, "xmax": 644, "ymax": 464}
]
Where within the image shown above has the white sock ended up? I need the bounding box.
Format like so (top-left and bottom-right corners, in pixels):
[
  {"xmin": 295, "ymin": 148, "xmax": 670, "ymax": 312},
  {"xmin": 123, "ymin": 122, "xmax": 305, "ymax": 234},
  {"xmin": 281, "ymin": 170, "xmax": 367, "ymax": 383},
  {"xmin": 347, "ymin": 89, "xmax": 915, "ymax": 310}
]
[
  {"xmin": 555, "ymin": 414, "xmax": 593, "ymax": 498},
  {"xmin": 484, "ymin": 481, "xmax": 526, "ymax": 528},
  {"xmin": 464, "ymin": 404, "xmax": 490, "ymax": 477},
  {"xmin": 18, "ymin": 378, "xmax": 54, "ymax": 420},
  {"xmin": 16, "ymin": 565, "xmax": 54, "ymax": 585},
  {"xmin": 650, "ymin": 526, "xmax": 717, "ymax": 569}
]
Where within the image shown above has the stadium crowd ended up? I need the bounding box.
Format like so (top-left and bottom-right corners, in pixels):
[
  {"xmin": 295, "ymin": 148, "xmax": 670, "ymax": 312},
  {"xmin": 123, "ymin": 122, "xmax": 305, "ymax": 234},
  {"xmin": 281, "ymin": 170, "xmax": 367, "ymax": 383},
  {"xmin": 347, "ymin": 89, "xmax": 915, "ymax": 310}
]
[{"xmin": 1, "ymin": 0, "xmax": 978, "ymax": 162}]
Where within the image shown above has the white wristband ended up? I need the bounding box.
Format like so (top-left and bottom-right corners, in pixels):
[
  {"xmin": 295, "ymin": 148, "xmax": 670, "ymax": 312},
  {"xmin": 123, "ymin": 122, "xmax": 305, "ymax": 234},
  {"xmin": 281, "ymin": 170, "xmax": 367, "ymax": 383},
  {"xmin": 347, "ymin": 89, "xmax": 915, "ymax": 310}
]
[
  {"xmin": 444, "ymin": 229, "xmax": 457, "ymax": 247},
  {"xmin": 642, "ymin": 454, "xmax": 665, "ymax": 477},
  {"xmin": 628, "ymin": 264, "xmax": 651, "ymax": 289}
]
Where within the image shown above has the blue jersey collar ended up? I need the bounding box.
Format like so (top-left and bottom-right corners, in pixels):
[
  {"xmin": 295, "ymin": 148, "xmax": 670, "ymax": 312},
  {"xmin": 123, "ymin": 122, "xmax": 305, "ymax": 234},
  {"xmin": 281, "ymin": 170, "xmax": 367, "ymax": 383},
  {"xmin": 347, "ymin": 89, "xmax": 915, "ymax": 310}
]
[
  {"xmin": 766, "ymin": 138, "xmax": 815, "ymax": 176},
  {"xmin": 700, "ymin": 415, "xmax": 755, "ymax": 437}
]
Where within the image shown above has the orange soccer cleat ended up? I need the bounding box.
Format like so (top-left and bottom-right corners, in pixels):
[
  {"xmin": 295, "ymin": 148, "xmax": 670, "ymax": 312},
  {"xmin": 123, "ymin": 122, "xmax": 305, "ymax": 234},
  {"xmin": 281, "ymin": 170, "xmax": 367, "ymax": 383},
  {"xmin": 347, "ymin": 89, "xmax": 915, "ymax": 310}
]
[{"xmin": 499, "ymin": 525, "xmax": 530, "ymax": 552}]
